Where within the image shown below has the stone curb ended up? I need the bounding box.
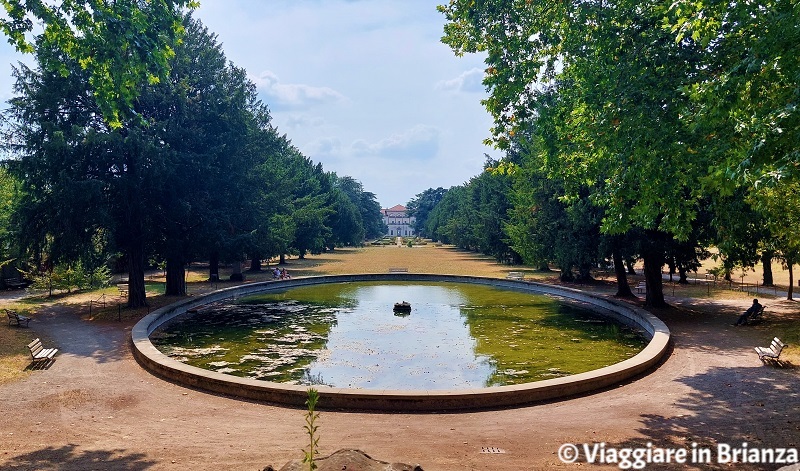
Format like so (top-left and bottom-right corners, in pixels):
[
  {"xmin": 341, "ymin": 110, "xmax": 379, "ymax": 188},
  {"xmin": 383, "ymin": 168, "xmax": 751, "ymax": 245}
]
[{"xmin": 131, "ymin": 274, "xmax": 670, "ymax": 411}]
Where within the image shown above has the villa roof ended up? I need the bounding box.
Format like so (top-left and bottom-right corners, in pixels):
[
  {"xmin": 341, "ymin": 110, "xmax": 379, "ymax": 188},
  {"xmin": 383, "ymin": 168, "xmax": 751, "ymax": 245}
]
[{"xmin": 386, "ymin": 204, "xmax": 406, "ymax": 212}]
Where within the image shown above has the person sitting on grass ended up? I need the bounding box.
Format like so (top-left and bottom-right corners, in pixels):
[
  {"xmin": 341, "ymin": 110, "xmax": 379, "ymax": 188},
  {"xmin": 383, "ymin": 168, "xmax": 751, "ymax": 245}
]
[{"xmin": 733, "ymin": 298, "xmax": 763, "ymax": 326}]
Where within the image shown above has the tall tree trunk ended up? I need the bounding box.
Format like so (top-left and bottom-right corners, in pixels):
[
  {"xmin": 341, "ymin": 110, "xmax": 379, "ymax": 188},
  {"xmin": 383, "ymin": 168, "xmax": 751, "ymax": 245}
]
[
  {"xmin": 761, "ymin": 250, "xmax": 774, "ymax": 286},
  {"xmin": 613, "ymin": 250, "xmax": 633, "ymax": 297},
  {"xmin": 123, "ymin": 145, "xmax": 147, "ymax": 308},
  {"xmin": 279, "ymin": 253, "xmax": 286, "ymax": 265},
  {"xmin": 209, "ymin": 251, "xmax": 219, "ymax": 281},
  {"xmin": 626, "ymin": 258, "xmax": 637, "ymax": 275},
  {"xmin": 788, "ymin": 264, "xmax": 794, "ymax": 301},
  {"xmin": 165, "ymin": 256, "xmax": 186, "ymax": 296},
  {"xmin": 127, "ymin": 241, "xmax": 147, "ymax": 308},
  {"xmin": 577, "ymin": 264, "xmax": 593, "ymax": 282},
  {"xmin": 678, "ymin": 266, "xmax": 688, "ymax": 284},
  {"xmin": 249, "ymin": 254, "xmax": 262, "ymax": 272},
  {"xmin": 229, "ymin": 259, "xmax": 244, "ymax": 281},
  {"xmin": 642, "ymin": 234, "xmax": 667, "ymax": 307}
]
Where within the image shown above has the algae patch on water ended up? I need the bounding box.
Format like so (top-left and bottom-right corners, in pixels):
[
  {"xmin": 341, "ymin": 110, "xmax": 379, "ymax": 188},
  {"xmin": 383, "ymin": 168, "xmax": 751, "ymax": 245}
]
[{"xmin": 152, "ymin": 282, "xmax": 646, "ymax": 390}]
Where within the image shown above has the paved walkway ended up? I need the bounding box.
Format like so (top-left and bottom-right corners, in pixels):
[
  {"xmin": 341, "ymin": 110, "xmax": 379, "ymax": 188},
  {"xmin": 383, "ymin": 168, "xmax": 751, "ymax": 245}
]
[{"xmin": 0, "ymin": 293, "xmax": 798, "ymax": 470}]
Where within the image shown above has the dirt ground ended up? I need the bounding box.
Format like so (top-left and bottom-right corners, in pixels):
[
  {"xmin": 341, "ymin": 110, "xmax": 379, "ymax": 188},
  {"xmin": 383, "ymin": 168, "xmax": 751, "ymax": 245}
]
[{"xmin": 1, "ymin": 246, "xmax": 799, "ymax": 470}]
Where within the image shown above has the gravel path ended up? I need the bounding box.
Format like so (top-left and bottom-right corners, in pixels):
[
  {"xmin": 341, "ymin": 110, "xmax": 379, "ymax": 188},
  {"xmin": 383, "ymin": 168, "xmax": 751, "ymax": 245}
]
[{"xmin": 1, "ymin": 294, "xmax": 798, "ymax": 470}]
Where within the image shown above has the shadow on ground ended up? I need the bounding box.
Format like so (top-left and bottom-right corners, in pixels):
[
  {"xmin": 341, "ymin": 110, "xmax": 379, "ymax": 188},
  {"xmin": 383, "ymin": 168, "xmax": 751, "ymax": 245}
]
[
  {"xmin": 2, "ymin": 444, "xmax": 157, "ymax": 471},
  {"xmin": 27, "ymin": 305, "xmax": 131, "ymax": 364},
  {"xmin": 599, "ymin": 362, "xmax": 799, "ymax": 470}
]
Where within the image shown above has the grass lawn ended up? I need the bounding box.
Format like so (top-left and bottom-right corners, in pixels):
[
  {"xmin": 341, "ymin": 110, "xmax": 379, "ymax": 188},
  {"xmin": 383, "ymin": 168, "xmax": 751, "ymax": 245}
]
[
  {"xmin": 0, "ymin": 326, "xmax": 33, "ymax": 384},
  {"xmin": 2, "ymin": 243, "xmax": 798, "ymax": 382}
]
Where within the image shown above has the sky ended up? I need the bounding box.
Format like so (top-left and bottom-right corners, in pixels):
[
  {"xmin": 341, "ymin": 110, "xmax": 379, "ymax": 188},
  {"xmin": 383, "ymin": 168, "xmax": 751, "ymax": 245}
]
[{"xmin": 0, "ymin": 0, "xmax": 497, "ymax": 209}]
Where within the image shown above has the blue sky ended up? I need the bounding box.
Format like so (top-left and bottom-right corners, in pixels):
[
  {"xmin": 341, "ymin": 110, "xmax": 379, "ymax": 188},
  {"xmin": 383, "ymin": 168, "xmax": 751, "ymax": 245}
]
[{"xmin": 0, "ymin": 0, "xmax": 496, "ymax": 208}]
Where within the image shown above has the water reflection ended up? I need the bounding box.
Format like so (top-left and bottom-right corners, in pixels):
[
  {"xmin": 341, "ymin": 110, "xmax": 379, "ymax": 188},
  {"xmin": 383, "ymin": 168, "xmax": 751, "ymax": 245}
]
[{"xmin": 152, "ymin": 282, "xmax": 645, "ymax": 390}]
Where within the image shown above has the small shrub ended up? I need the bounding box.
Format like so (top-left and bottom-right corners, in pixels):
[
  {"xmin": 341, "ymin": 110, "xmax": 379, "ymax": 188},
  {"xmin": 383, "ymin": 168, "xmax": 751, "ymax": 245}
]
[
  {"xmin": 25, "ymin": 261, "xmax": 112, "ymax": 296},
  {"xmin": 302, "ymin": 388, "xmax": 320, "ymax": 471}
]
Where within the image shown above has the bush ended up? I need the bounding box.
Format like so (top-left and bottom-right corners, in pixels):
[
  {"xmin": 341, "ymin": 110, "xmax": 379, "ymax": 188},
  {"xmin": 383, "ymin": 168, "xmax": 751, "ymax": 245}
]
[{"xmin": 26, "ymin": 261, "xmax": 111, "ymax": 296}]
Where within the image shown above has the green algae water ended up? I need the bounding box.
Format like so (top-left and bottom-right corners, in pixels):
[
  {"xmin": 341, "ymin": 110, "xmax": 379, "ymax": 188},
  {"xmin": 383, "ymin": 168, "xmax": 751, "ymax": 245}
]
[{"xmin": 152, "ymin": 282, "xmax": 646, "ymax": 390}]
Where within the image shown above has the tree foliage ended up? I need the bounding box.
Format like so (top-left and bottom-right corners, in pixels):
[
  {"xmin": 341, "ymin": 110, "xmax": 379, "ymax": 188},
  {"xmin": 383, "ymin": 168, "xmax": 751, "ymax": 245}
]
[
  {"xmin": 0, "ymin": 0, "xmax": 199, "ymax": 128},
  {"xmin": 2, "ymin": 12, "xmax": 372, "ymax": 305},
  {"xmin": 406, "ymin": 187, "xmax": 448, "ymax": 237},
  {"xmin": 438, "ymin": 0, "xmax": 799, "ymax": 306}
]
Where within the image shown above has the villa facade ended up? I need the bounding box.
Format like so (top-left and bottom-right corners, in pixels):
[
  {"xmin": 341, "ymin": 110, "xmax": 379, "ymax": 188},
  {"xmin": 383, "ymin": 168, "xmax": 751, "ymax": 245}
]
[{"xmin": 381, "ymin": 204, "xmax": 416, "ymax": 237}]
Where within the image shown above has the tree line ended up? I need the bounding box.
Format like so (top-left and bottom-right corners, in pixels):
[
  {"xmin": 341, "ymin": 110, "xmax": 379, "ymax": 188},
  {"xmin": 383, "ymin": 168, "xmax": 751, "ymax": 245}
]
[
  {"xmin": 408, "ymin": 0, "xmax": 799, "ymax": 307},
  {"xmin": 0, "ymin": 12, "xmax": 385, "ymax": 307}
]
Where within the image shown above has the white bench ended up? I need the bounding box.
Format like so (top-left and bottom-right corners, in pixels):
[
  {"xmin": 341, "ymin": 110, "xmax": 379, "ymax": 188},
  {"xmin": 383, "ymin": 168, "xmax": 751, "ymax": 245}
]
[
  {"xmin": 506, "ymin": 272, "xmax": 524, "ymax": 280},
  {"xmin": 27, "ymin": 338, "xmax": 58, "ymax": 365},
  {"xmin": 755, "ymin": 337, "xmax": 786, "ymax": 363},
  {"xmin": 635, "ymin": 282, "xmax": 647, "ymax": 294}
]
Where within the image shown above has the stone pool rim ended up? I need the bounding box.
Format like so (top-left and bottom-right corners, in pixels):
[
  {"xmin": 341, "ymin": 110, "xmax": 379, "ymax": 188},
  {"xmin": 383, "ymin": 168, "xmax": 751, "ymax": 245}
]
[{"xmin": 131, "ymin": 274, "xmax": 670, "ymax": 412}]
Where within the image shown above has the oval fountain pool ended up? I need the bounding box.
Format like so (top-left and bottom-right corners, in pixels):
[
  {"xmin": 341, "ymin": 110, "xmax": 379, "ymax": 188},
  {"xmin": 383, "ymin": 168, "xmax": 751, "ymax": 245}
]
[
  {"xmin": 132, "ymin": 274, "xmax": 670, "ymax": 411},
  {"xmin": 151, "ymin": 282, "xmax": 647, "ymax": 390}
]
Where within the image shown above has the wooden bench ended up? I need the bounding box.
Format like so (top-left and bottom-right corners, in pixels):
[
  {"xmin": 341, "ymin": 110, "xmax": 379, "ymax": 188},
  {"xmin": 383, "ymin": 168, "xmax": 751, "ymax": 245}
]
[
  {"xmin": 117, "ymin": 283, "xmax": 129, "ymax": 298},
  {"xmin": 4, "ymin": 277, "xmax": 28, "ymax": 290},
  {"xmin": 388, "ymin": 267, "xmax": 408, "ymax": 273},
  {"xmin": 635, "ymin": 282, "xmax": 647, "ymax": 294},
  {"xmin": 6, "ymin": 309, "xmax": 31, "ymax": 327},
  {"xmin": 27, "ymin": 338, "xmax": 58, "ymax": 365},
  {"xmin": 506, "ymin": 271, "xmax": 524, "ymax": 280},
  {"xmin": 755, "ymin": 337, "xmax": 786, "ymax": 363}
]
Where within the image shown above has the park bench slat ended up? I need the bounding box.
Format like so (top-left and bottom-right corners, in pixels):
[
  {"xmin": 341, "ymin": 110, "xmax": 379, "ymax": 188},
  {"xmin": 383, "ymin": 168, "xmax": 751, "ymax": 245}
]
[
  {"xmin": 27, "ymin": 338, "xmax": 58, "ymax": 364},
  {"xmin": 755, "ymin": 337, "xmax": 786, "ymax": 362}
]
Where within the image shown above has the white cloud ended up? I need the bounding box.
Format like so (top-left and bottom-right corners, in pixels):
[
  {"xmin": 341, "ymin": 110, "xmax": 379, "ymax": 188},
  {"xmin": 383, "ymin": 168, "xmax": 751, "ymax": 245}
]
[
  {"xmin": 307, "ymin": 125, "xmax": 441, "ymax": 162},
  {"xmin": 350, "ymin": 125, "xmax": 441, "ymax": 160},
  {"xmin": 436, "ymin": 67, "xmax": 486, "ymax": 93},
  {"xmin": 307, "ymin": 137, "xmax": 343, "ymax": 157},
  {"xmin": 251, "ymin": 70, "xmax": 346, "ymax": 109},
  {"xmin": 283, "ymin": 114, "xmax": 326, "ymax": 129}
]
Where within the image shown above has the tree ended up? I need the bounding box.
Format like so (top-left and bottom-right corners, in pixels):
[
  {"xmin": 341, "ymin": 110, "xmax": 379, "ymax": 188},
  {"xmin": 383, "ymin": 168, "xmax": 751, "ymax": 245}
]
[
  {"xmin": 287, "ymin": 160, "xmax": 332, "ymax": 259},
  {"xmin": 469, "ymin": 160, "xmax": 520, "ymax": 263},
  {"xmin": 0, "ymin": 0, "xmax": 198, "ymax": 128},
  {"xmin": 424, "ymin": 186, "xmax": 460, "ymax": 244},
  {"xmin": 332, "ymin": 175, "xmax": 383, "ymax": 242},
  {"xmin": 748, "ymin": 180, "xmax": 800, "ymax": 300},
  {"xmin": 231, "ymin": 129, "xmax": 298, "ymax": 273},
  {"xmin": 506, "ymin": 157, "xmax": 602, "ymax": 281},
  {"xmin": 4, "ymin": 40, "xmax": 133, "ymax": 298},
  {"xmin": 668, "ymin": 0, "xmax": 800, "ymax": 187},
  {"xmin": 359, "ymin": 190, "xmax": 386, "ymax": 240},
  {"xmin": 420, "ymin": 163, "xmax": 520, "ymax": 263},
  {"xmin": 440, "ymin": 0, "xmax": 709, "ymax": 306},
  {"xmin": 327, "ymin": 185, "xmax": 364, "ymax": 248},
  {"xmin": 141, "ymin": 16, "xmax": 264, "ymax": 295},
  {"xmin": 407, "ymin": 187, "xmax": 447, "ymax": 237},
  {"xmin": 0, "ymin": 165, "xmax": 21, "ymax": 283},
  {"xmin": 4, "ymin": 14, "xmax": 271, "ymax": 305}
]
